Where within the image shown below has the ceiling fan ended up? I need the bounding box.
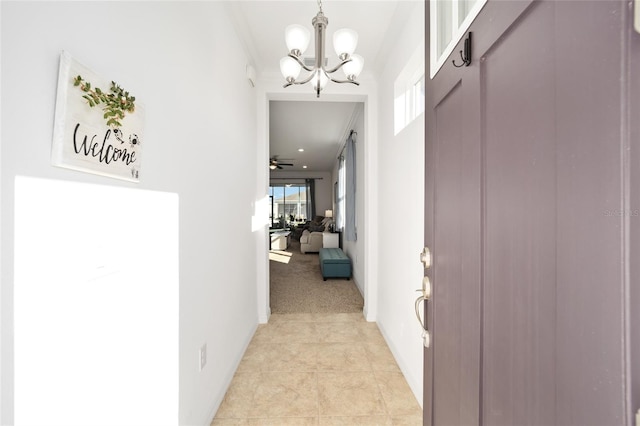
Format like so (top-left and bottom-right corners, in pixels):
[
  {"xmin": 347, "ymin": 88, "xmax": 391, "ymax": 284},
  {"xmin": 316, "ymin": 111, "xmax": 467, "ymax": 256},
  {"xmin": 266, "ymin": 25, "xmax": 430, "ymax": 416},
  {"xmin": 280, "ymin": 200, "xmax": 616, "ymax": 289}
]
[{"xmin": 269, "ymin": 156, "xmax": 294, "ymax": 170}]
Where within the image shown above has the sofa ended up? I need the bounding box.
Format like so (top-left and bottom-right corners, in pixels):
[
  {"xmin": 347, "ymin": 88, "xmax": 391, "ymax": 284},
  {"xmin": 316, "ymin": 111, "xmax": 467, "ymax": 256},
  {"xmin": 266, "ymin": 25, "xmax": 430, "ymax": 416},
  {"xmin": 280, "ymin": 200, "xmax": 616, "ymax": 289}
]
[
  {"xmin": 299, "ymin": 215, "xmax": 334, "ymax": 253},
  {"xmin": 300, "ymin": 229, "xmax": 323, "ymax": 253}
]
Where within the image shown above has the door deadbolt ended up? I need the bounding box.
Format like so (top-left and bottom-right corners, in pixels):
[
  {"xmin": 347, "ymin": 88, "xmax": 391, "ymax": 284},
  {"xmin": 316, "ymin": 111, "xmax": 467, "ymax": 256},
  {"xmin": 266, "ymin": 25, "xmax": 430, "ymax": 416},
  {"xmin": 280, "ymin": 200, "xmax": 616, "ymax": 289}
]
[{"xmin": 420, "ymin": 247, "xmax": 432, "ymax": 269}]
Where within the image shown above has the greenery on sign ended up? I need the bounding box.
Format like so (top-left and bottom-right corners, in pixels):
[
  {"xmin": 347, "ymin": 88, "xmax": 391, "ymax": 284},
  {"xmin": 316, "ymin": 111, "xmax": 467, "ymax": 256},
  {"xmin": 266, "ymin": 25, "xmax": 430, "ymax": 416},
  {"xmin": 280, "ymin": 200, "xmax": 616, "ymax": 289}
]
[{"xmin": 73, "ymin": 75, "xmax": 136, "ymax": 128}]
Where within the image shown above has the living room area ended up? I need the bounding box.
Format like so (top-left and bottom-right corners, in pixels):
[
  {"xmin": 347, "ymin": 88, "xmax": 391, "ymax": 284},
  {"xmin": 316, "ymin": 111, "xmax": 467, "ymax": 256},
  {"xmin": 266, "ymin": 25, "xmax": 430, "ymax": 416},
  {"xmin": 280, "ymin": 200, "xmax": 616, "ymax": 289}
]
[
  {"xmin": 268, "ymin": 163, "xmax": 360, "ymax": 312},
  {"xmin": 267, "ymin": 100, "xmax": 366, "ymax": 309}
]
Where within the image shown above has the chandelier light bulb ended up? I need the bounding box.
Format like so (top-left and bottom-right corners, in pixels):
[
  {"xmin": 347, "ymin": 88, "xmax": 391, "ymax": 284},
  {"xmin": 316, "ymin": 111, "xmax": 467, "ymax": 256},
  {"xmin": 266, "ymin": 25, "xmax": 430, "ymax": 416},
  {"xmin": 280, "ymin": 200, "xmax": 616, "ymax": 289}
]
[
  {"xmin": 342, "ymin": 54, "xmax": 364, "ymax": 79},
  {"xmin": 285, "ymin": 24, "xmax": 311, "ymax": 56},
  {"xmin": 311, "ymin": 70, "xmax": 329, "ymax": 92},
  {"xmin": 333, "ymin": 28, "xmax": 358, "ymax": 59},
  {"xmin": 280, "ymin": 4, "xmax": 362, "ymax": 97},
  {"xmin": 280, "ymin": 57, "xmax": 302, "ymax": 81}
]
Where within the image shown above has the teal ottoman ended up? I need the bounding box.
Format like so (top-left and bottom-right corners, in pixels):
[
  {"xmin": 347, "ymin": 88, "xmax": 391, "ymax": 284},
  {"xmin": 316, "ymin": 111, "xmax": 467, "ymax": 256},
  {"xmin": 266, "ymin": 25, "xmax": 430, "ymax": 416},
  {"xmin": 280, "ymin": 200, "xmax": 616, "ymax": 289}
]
[{"xmin": 319, "ymin": 248, "xmax": 352, "ymax": 281}]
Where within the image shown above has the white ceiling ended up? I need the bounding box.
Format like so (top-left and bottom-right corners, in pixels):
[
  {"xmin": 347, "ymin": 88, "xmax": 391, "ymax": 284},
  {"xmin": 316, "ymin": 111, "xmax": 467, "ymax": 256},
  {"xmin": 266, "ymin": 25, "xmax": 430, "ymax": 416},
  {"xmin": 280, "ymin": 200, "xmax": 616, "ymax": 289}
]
[
  {"xmin": 229, "ymin": 0, "xmax": 419, "ymax": 173},
  {"xmin": 269, "ymin": 100, "xmax": 361, "ymax": 171}
]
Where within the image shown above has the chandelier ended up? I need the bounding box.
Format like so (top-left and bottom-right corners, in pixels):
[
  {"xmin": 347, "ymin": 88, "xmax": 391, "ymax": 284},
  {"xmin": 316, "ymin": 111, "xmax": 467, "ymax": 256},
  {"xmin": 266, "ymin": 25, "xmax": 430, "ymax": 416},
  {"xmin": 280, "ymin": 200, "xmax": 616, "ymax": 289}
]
[{"xmin": 280, "ymin": 0, "xmax": 364, "ymax": 98}]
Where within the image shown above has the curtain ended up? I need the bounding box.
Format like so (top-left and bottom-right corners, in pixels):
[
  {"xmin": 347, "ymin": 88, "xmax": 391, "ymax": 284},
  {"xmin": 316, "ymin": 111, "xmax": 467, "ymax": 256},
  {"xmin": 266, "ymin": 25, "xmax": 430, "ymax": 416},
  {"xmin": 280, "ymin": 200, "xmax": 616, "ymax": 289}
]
[
  {"xmin": 345, "ymin": 132, "xmax": 357, "ymax": 241},
  {"xmin": 336, "ymin": 155, "xmax": 345, "ymax": 230},
  {"xmin": 305, "ymin": 178, "xmax": 315, "ymax": 220}
]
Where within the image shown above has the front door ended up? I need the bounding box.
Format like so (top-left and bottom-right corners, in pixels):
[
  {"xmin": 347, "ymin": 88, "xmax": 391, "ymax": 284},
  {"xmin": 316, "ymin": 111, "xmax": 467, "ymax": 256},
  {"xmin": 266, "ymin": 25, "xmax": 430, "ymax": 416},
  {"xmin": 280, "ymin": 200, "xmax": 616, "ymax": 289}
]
[{"xmin": 423, "ymin": 1, "xmax": 638, "ymax": 424}]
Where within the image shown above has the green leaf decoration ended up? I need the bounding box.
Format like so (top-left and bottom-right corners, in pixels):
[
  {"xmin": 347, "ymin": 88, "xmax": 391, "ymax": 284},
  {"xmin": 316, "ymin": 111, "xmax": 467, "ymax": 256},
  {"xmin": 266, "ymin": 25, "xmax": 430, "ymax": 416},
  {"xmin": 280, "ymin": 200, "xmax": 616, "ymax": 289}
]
[{"xmin": 74, "ymin": 75, "xmax": 137, "ymax": 129}]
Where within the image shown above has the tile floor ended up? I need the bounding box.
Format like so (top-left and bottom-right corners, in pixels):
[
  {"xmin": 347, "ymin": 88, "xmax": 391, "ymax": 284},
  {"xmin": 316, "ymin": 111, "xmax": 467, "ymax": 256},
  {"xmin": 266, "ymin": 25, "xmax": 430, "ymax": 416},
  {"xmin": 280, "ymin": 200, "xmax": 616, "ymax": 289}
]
[{"xmin": 212, "ymin": 312, "xmax": 422, "ymax": 425}]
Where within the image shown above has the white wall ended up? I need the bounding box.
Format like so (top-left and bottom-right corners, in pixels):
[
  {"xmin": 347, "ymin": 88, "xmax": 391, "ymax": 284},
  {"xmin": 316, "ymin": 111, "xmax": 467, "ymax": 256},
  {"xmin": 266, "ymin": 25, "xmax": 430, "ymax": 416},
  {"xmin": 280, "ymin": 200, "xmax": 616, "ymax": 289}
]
[
  {"xmin": 334, "ymin": 104, "xmax": 366, "ymax": 295},
  {"xmin": 375, "ymin": 0, "xmax": 426, "ymax": 406},
  {"xmin": 1, "ymin": 2, "xmax": 258, "ymax": 424}
]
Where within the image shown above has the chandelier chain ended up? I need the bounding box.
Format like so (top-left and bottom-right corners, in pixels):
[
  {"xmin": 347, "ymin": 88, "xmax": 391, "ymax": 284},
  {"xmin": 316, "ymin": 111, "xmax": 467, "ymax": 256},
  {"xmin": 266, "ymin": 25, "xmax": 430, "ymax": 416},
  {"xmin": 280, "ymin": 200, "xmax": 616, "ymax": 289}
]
[{"xmin": 317, "ymin": 0, "xmax": 323, "ymax": 13}]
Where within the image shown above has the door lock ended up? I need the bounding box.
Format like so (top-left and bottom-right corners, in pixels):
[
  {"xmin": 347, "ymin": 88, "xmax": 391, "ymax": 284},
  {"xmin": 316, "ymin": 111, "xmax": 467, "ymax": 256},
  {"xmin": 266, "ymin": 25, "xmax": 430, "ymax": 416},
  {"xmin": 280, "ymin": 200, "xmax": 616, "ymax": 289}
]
[
  {"xmin": 420, "ymin": 247, "xmax": 432, "ymax": 269},
  {"xmin": 416, "ymin": 276, "xmax": 431, "ymax": 299}
]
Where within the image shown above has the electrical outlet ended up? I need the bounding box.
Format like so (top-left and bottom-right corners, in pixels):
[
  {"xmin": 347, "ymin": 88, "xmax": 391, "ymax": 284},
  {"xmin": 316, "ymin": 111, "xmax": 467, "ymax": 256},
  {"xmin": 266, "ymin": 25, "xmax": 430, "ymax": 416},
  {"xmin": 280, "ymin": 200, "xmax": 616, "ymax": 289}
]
[{"xmin": 199, "ymin": 343, "xmax": 207, "ymax": 371}]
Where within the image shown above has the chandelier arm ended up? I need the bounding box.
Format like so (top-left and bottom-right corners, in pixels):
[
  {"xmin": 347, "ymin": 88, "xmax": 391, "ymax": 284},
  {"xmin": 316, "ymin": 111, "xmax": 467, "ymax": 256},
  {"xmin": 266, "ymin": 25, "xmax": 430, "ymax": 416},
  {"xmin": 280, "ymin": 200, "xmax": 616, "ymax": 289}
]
[
  {"xmin": 285, "ymin": 71, "xmax": 318, "ymax": 87},
  {"xmin": 324, "ymin": 58, "xmax": 352, "ymax": 74},
  {"xmin": 327, "ymin": 76, "xmax": 360, "ymax": 86},
  {"xmin": 288, "ymin": 53, "xmax": 314, "ymax": 72}
]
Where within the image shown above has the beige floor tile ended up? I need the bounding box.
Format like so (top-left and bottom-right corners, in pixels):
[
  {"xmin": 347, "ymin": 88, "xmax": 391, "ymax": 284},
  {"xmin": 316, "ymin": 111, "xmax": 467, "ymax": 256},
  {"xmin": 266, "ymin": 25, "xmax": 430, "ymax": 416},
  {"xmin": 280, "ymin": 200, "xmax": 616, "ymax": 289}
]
[
  {"xmin": 311, "ymin": 312, "xmax": 365, "ymax": 323},
  {"xmin": 269, "ymin": 313, "xmax": 317, "ymax": 324},
  {"xmin": 364, "ymin": 342, "xmax": 401, "ymax": 372},
  {"xmin": 270, "ymin": 312, "xmax": 364, "ymax": 324},
  {"xmin": 212, "ymin": 418, "xmax": 321, "ymax": 426},
  {"xmin": 318, "ymin": 371, "xmax": 386, "ymax": 416},
  {"xmin": 316, "ymin": 343, "xmax": 371, "ymax": 372},
  {"xmin": 389, "ymin": 415, "xmax": 423, "ymax": 425},
  {"xmin": 319, "ymin": 415, "xmax": 392, "ymax": 425},
  {"xmin": 316, "ymin": 321, "xmax": 365, "ymax": 343},
  {"xmin": 374, "ymin": 371, "xmax": 422, "ymax": 417},
  {"xmin": 236, "ymin": 340, "xmax": 269, "ymax": 372},
  {"xmin": 249, "ymin": 372, "xmax": 319, "ymax": 418},
  {"xmin": 214, "ymin": 314, "xmax": 423, "ymax": 424},
  {"xmin": 211, "ymin": 418, "xmax": 251, "ymax": 425},
  {"xmin": 356, "ymin": 322, "xmax": 388, "ymax": 344},
  {"xmin": 247, "ymin": 417, "xmax": 318, "ymax": 425},
  {"xmin": 238, "ymin": 342, "xmax": 317, "ymax": 372},
  {"xmin": 215, "ymin": 372, "xmax": 262, "ymax": 418},
  {"xmin": 252, "ymin": 321, "xmax": 318, "ymax": 344}
]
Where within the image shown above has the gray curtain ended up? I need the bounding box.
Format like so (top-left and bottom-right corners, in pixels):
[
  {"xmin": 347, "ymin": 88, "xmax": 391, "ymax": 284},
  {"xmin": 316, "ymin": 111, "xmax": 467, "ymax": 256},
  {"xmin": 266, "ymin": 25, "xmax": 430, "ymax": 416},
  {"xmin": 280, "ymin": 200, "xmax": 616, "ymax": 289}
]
[
  {"xmin": 305, "ymin": 178, "xmax": 315, "ymax": 220},
  {"xmin": 345, "ymin": 132, "xmax": 357, "ymax": 241},
  {"xmin": 336, "ymin": 156, "xmax": 345, "ymax": 231}
]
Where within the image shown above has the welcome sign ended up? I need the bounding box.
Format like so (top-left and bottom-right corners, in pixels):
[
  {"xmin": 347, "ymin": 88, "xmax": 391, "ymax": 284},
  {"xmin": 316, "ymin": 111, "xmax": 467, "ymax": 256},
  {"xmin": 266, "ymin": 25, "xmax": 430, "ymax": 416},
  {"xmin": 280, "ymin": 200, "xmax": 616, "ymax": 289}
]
[{"xmin": 51, "ymin": 51, "xmax": 144, "ymax": 182}]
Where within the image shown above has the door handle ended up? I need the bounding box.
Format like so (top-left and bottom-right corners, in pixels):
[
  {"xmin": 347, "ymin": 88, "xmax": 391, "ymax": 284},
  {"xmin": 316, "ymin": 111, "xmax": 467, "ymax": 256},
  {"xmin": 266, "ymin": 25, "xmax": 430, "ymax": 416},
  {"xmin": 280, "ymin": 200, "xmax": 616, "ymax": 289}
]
[
  {"xmin": 415, "ymin": 277, "xmax": 431, "ymax": 348},
  {"xmin": 415, "ymin": 295, "xmax": 430, "ymax": 348},
  {"xmin": 417, "ymin": 247, "xmax": 432, "ymax": 348}
]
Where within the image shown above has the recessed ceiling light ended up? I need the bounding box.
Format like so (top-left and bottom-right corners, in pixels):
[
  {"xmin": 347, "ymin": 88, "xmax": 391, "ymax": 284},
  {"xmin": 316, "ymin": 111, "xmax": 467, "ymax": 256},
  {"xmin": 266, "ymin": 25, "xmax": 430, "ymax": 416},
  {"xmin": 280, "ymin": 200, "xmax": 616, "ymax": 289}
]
[
  {"xmin": 298, "ymin": 148, "xmax": 304, "ymax": 152},
  {"xmin": 303, "ymin": 165, "xmax": 308, "ymax": 169}
]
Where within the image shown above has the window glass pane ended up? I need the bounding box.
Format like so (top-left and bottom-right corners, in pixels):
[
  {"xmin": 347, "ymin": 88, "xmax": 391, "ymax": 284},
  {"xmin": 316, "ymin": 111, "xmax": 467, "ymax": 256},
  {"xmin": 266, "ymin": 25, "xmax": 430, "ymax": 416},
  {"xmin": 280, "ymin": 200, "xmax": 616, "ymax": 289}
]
[
  {"xmin": 431, "ymin": 0, "xmax": 486, "ymax": 78},
  {"xmin": 394, "ymin": 91, "xmax": 406, "ymax": 135},
  {"xmin": 270, "ymin": 184, "xmax": 307, "ymax": 228},
  {"xmin": 458, "ymin": 0, "xmax": 476, "ymax": 25},
  {"xmin": 437, "ymin": 0, "xmax": 453, "ymax": 57}
]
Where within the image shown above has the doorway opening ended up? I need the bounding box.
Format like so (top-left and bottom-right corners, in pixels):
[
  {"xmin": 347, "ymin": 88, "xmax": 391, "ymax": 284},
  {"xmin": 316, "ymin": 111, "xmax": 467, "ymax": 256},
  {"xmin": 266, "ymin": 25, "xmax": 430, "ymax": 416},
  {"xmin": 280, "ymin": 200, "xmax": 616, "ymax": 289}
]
[{"xmin": 265, "ymin": 99, "xmax": 367, "ymax": 316}]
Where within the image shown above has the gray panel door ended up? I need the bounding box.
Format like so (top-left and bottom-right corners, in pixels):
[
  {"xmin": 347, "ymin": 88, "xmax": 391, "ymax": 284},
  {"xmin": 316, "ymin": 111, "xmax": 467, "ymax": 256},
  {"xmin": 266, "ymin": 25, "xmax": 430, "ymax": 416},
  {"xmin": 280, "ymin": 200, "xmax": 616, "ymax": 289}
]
[{"xmin": 424, "ymin": 1, "xmax": 637, "ymax": 424}]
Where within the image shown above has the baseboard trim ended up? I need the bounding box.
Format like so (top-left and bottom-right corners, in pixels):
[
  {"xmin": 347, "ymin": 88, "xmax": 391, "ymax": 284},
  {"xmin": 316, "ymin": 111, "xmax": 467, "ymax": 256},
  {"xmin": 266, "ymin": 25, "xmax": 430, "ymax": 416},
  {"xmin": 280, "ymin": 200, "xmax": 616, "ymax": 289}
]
[
  {"xmin": 376, "ymin": 320, "xmax": 424, "ymax": 409},
  {"xmin": 205, "ymin": 321, "xmax": 259, "ymax": 425}
]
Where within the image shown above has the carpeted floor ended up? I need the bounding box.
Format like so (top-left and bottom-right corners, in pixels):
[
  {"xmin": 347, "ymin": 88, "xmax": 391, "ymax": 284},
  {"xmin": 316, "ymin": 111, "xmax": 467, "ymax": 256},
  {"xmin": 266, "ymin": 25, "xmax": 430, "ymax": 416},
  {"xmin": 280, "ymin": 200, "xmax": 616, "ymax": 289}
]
[{"xmin": 270, "ymin": 240, "xmax": 364, "ymax": 314}]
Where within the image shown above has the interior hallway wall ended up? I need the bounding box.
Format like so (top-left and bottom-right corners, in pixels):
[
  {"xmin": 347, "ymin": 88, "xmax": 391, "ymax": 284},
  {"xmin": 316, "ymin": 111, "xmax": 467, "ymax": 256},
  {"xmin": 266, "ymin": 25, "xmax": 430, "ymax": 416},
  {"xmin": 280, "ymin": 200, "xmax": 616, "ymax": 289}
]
[
  {"xmin": 375, "ymin": 0, "xmax": 426, "ymax": 406},
  {"xmin": 1, "ymin": 2, "xmax": 258, "ymax": 424}
]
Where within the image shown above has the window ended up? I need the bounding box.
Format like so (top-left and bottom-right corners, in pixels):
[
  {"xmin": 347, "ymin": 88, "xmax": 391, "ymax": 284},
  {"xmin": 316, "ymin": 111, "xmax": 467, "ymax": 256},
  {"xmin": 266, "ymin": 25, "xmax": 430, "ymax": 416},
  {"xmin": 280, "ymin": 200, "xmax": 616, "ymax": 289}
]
[
  {"xmin": 430, "ymin": 0, "xmax": 487, "ymax": 78},
  {"xmin": 269, "ymin": 184, "xmax": 307, "ymax": 228},
  {"xmin": 394, "ymin": 43, "xmax": 425, "ymax": 135}
]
